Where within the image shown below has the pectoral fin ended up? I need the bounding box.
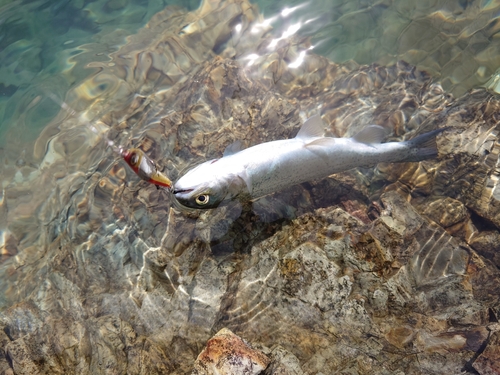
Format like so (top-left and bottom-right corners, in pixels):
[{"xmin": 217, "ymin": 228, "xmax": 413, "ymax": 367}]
[
  {"xmin": 353, "ymin": 125, "xmax": 386, "ymax": 144},
  {"xmin": 252, "ymin": 196, "xmax": 296, "ymax": 222},
  {"xmin": 239, "ymin": 169, "xmax": 253, "ymax": 194},
  {"xmin": 304, "ymin": 137, "xmax": 336, "ymax": 165},
  {"xmin": 304, "ymin": 137, "xmax": 336, "ymax": 148}
]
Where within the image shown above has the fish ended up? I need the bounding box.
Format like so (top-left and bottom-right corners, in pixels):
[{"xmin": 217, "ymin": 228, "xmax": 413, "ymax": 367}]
[
  {"xmin": 173, "ymin": 115, "xmax": 444, "ymax": 209},
  {"xmin": 121, "ymin": 148, "xmax": 172, "ymax": 189}
]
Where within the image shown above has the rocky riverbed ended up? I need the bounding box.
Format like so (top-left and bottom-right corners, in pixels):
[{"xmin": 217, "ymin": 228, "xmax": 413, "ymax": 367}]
[{"xmin": 1, "ymin": 0, "xmax": 500, "ymax": 374}]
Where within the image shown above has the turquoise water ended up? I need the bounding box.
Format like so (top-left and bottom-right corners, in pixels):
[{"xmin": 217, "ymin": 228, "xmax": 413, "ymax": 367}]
[
  {"xmin": 2, "ymin": 0, "xmax": 499, "ymax": 146},
  {"xmin": 1, "ymin": 0, "xmax": 500, "ymax": 373},
  {"xmin": 0, "ymin": 0, "xmax": 188, "ymax": 144}
]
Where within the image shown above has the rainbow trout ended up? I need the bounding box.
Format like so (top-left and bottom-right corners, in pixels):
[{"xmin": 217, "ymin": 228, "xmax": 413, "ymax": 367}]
[{"xmin": 173, "ymin": 115, "xmax": 443, "ymax": 209}]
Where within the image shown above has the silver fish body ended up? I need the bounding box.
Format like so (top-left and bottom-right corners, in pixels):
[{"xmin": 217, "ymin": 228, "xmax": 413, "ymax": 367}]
[{"xmin": 173, "ymin": 116, "xmax": 443, "ymax": 209}]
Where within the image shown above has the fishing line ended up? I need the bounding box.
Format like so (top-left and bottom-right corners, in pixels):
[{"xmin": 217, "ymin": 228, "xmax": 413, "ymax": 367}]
[{"xmin": 45, "ymin": 91, "xmax": 173, "ymax": 190}]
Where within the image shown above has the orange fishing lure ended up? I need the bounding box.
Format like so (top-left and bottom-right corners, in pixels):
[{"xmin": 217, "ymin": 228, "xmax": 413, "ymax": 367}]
[{"xmin": 121, "ymin": 148, "xmax": 172, "ymax": 189}]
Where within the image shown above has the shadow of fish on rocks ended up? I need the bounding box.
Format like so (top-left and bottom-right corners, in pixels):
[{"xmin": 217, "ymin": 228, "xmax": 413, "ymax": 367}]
[{"xmin": 173, "ymin": 169, "xmax": 374, "ymax": 264}]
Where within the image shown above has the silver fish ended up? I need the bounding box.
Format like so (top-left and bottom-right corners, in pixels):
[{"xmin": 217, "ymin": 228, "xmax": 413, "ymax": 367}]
[{"xmin": 173, "ymin": 115, "xmax": 444, "ymax": 209}]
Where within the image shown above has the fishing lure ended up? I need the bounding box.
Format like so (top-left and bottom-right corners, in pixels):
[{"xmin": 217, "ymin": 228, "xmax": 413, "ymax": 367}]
[{"xmin": 120, "ymin": 147, "xmax": 172, "ymax": 189}]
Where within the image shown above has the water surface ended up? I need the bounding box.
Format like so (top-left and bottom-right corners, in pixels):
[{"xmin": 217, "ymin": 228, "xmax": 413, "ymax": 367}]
[{"xmin": 1, "ymin": 0, "xmax": 500, "ymax": 374}]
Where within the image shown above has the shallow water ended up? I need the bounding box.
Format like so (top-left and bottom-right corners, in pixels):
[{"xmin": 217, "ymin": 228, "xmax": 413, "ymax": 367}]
[{"xmin": 1, "ymin": 0, "xmax": 500, "ymax": 374}]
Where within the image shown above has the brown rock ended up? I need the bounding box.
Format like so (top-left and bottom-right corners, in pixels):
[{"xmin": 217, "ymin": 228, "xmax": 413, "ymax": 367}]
[
  {"xmin": 473, "ymin": 329, "xmax": 500, "ymax": 375},
  {"xmin": 263, "ymin": 346, "xmax": 304, "ymax": 375},
  {"xmin": 192, "ymin": 328, "xmax": 270, "ymax": 375},
  {"xmin": 469, "ymin": 231, "xmax": 500, "ymax": 269}
]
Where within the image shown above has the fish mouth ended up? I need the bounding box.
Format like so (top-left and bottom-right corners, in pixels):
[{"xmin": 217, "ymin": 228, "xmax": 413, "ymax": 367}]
[{"xmin": 172, "ymin": 188, "xmax": 193, "ymax": 195}]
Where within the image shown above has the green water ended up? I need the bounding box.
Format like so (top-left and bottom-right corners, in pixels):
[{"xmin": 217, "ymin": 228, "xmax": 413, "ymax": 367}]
[
  {"xmin": 2, "ymin": 0, "xmax": 500, "ymax": 147},
  {"xmin": 3, "ymin": 0, "xmax": 500, "ymax": 149},
  {"xmin": 0, "ymin": 0, "xmax": 200, "ymax": 145}
]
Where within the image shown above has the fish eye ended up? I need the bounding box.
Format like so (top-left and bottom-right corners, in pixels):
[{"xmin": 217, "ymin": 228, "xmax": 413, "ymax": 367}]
[
  {"xmin": 130, "ymin": 153, "xmax": 139, "ymax": 166},
  {"xmin": 195, "ymin": 194, "xmax": 210, "ymax": 205}
]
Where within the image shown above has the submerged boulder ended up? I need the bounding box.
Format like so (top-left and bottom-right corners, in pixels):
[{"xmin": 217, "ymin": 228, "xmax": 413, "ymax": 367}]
[{"xmin": 192, "ymin": 328, "xmax": 270, "ymax": 375}]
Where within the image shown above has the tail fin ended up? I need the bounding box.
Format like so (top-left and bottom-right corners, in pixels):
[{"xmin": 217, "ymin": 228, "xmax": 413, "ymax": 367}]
[{"xmin": 404, "ymin": 128, "xmax": 447, "ymax": 162}]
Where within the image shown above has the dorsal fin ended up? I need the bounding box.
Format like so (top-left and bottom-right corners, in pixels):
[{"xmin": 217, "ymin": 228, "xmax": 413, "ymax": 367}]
[
  {"xmin": 352, "ymin": 125, "xmax": 386, "ymax": 144},
  {"xmin": 295, "ymin": 115, "xmax": 325, "ymax": 139},
  {"xmin": 223, "ymin": 140, "xmax": 243, "ymax": 157}
]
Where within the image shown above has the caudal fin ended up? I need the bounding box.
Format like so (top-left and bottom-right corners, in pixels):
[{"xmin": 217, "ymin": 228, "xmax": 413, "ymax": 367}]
[{"xmin": 404, "ymin": 128, "xmax": 447, "ymax": 162}]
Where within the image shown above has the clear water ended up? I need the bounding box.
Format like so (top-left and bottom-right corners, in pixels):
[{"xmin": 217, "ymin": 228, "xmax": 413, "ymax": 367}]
[
  {"xmin": 1, "ymin": 0, "xmax": 500, "ymax": 373},
  {"xmin": 1, "ymin": 0, "xmax": 497, "ymax": 152}
]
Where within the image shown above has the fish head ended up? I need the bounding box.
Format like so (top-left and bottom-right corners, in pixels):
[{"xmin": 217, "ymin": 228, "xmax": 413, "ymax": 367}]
[{"xmin": 173, "ymin": 159, "xmax": 243, "ymax": 209}]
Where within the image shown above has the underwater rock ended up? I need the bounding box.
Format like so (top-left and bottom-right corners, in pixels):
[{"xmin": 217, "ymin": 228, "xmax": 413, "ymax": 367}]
[
  {"xmin": 473, "ymin": 327, "xmax": 500, "ymax": 375},
  {"xmin": 192, "ymin": 328, "xmax": 269, "ymax": 375},
  {"xmin": 469, "ymin": 231, "xmax": 500, "ymax": 269},
  {"xmin": 263, "ymin": 346, "xmax": 304, "ymax": 375},
  {"xmin": 209, "ymin": 201, "xmax": 488, "ymax": 374},
  {"xmin": 1, "ymin": 302, "xmax": 176, "ymax": 374}
]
